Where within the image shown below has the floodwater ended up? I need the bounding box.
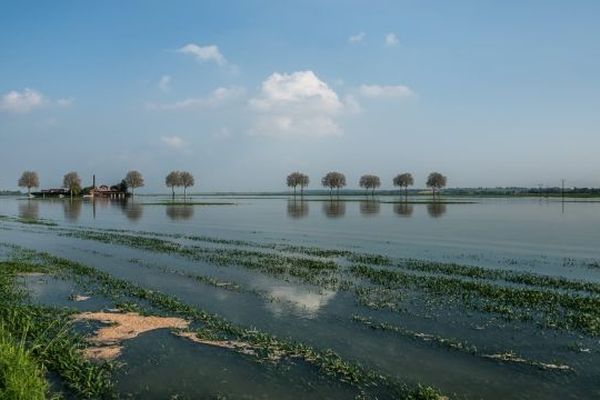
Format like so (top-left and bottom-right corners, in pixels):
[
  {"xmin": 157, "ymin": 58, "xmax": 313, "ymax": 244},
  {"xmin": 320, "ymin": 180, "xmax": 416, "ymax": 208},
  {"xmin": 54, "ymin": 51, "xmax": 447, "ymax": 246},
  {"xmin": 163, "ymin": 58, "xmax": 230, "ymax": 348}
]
[{"xmin": 1, "ymin": 194, "xmax": 600, "ymax": 399}]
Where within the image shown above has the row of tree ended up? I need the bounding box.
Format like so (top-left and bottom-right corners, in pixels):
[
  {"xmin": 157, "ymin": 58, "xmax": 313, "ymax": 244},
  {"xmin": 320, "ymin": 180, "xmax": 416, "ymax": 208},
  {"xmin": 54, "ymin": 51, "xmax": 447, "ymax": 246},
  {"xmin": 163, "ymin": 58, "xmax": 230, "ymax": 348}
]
[
  {"xmin": 287, "ymin": 171, "xmax": 447, "ymax": 197},
  {"xmin": 18, "ymin": 170, "xmax": 196, "ymax": 198},
  {"xmin": 165, "ymin": 171, "xmax": 195, "ymax": 197}
]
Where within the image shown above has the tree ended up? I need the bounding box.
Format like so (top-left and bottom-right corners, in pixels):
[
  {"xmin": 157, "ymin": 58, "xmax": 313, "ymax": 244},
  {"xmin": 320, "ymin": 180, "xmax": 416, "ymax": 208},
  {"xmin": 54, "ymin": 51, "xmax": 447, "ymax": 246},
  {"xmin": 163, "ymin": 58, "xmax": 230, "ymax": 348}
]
[
  {"xmin": 286, "ymin": 172, "xmax": 309, "ymax": 196},
  {"xmin": 359, "ymin": 174, "xmax": 381, "ymax": 196},
  {"xmin": 180, "ymin": 171, "xmax": 195, "ymax": 197},
  {"xmin": 426, "ymin": 172, "xmax": 447, "ymax": 199},
  {"xmin": 63, "ymin": 171, "xmax": 81, "ymax": 198},
  {"xmin": 18, "ymin": 171, "xmax": 39, "ymax": 196},
  {"xmin": 287, "ymin": 172, "xmax": 300, "ymax": 196},
  {"xmin": 298, "ymin": 173, "xmax": 309, "ymax": 196},
  {"xmin": 321, "ymin": 172, "xmax": 346, "ymax": 197},
  {"xmin": 124, "ymin": 170, "xmax": 144, "ymax": 197},
  {"xmin": 165, "ymin": 171, "xmax": 182, "ymax": 198},
  {"xmin": 111, "ymin": 180, "xmax": 128, "ymax": 193},
  {"xmin": 393, "ymin": 173, "xmax": 414, "ymax": 200}
]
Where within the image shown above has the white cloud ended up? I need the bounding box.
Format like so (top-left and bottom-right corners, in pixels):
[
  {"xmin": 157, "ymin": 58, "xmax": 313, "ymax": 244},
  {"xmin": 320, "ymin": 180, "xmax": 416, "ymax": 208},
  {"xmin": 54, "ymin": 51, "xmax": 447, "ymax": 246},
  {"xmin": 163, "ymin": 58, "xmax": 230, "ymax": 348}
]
[
  {"xmin": 177, "ymin": 43, "xmax": 227, "ymax": 66},
  {"xmin": 158, "ymin": 75, "xmax": 172, "ymax": 92},
  {"xmin": 0, "ymin": 88, "xmax": 44, "ymax": 113},
  {"xmin": 160, "ymin": 135, "xmax": 185, "ymax": 150},
  {"xmin": 248, "ymin": 71, "xmax": 345, "ymax": 137},
  {"xmin": 359, "ymin": 84, "xmax": 413, "ymax": 98},
  {"xmin": 348, "ymin": 32, "xmax": 366, "ymax": 44},
  {"xmin": 385, "ymin": 32, "xmax": 399, "ymax": 47},
  {"xmin": 149, "ymin": 86, "xmax": 245, "ymax": 110},
  {"xmin": 344, "ymin": 94, "xmax": 362, "ymax": 114}
]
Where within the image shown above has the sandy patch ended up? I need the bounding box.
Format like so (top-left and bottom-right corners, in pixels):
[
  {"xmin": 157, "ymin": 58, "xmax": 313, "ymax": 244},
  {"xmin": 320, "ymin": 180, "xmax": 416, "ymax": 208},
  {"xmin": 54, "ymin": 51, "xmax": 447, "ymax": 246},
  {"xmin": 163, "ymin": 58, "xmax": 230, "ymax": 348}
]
[
  {"xmin": 483, "ymin": 352, "xmax": 573, "ymax": 371},
  {"xmin": 74, "ymin": 311, "xmax": 284, "ymax": 363},
  {"xmin": 83, "ymin": 345, "xmax": 123, "ymax": 361},
  {"xmin": 177, "ymin": 331, "xmax": 284, "ymax": 362},
  {"xmin": 74, "ymin": 311, "xmax": 189, "ymax": 361}
]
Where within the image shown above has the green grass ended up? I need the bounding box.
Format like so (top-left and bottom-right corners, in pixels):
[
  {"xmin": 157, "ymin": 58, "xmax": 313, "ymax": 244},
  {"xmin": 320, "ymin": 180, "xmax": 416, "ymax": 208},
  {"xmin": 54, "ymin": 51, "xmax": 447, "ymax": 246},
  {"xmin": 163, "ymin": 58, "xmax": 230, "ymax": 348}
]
[
  {"xmin": 0, "ymin": 325, "xmax": 48, "ymax": 400},
  {"xmin": 6, "ymin": 247, "xmax": 446, "ymax": 400},
  {"xmin": 18, "ymin": 222, "xmax": 600, "ymax": 336},
  {"xmin": 350, "ymin": 264, "xmax": 600, "ymax": 336},
  {"xmin": 0, "ymin": 260, "xmax": 114, "ymax": 399}
]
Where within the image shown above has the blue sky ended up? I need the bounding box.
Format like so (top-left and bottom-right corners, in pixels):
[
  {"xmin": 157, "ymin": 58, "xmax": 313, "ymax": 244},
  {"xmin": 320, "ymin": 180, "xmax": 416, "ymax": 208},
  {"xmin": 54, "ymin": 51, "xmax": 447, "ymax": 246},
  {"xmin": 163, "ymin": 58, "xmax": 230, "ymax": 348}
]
[{"xmin": 1, "ymin": 0, "xmax": 599, "ymax": 192}]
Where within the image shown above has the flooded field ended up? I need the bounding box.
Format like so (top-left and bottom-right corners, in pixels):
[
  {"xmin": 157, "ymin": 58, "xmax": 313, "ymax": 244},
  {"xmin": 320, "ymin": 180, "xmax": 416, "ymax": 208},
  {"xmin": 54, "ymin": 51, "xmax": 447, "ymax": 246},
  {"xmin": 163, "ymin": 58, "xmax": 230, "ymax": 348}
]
[{"xmin": 1, "ymin": 195, "xmax": 599, "ymax": 399}]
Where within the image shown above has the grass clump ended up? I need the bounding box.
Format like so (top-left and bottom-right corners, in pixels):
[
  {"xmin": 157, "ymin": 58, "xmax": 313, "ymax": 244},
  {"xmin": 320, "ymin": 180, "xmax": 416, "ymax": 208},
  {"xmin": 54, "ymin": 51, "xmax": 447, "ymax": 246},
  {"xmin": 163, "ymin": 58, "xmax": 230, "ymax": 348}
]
[
  {"xmin": 9, "ymin": 247, "xmax": 446, "ymax": 400},
  {"xmin": 0, "ymin": 261, "xmax": 114, "ymax": 399},
  {"xmin": 0, "ymin": 325, "xmax": 48, "ymax": 400},
  {"xmin": 0, "ymin": 215, "xmax": 57, "ymax": 227},
  {"xmin": 57, "ymin": 229, "xmax": 340, "ymax": 287},
  {"xmin": 351, "ymin": 264, "xmax": 600, "ymax": 336}
]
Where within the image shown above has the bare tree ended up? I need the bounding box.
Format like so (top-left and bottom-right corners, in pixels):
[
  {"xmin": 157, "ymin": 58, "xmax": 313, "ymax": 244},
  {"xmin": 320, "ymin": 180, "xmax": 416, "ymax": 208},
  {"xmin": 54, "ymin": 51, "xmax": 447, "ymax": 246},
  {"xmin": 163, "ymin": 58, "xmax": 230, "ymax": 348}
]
[
  {"xmin": 359, "ymin": 174, "xmax": 381, "ymax": 196},
  {"xmin": 63, "ymin": 171, "xmax": 81, "ymax": 198},
  {"xmin": 393, "ymin": 173, "xmax": 414, "ymax": 200},
  {"xmin": 180, "ymin": 171, "xmax": 195, "ymax": 198},
  {"xmin": 165, "ymin": 171, "xmax": 182, "ymax": 198},
  {"xmin": 18, "ymin": 171, "xmax": 39, "ymax": 196},
  {"xmin": 321, "ymin": 172, "xmax": 346, "ymax": 197},
  {"xmin": 426, "ymin": 172, "xmax": 447, "ymax": 199},
  {"xmin": 124, "ymin": 170, "xmax": 144, "ymax": 197}
]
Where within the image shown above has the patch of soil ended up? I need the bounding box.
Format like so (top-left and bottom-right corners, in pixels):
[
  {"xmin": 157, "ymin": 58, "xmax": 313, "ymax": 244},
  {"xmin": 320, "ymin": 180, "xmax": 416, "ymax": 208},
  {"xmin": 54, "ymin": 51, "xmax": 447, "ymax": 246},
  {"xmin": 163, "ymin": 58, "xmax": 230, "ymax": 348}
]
[{"xmin": 74, "ymin": 311, "xmax": 189, "ymax": 361}]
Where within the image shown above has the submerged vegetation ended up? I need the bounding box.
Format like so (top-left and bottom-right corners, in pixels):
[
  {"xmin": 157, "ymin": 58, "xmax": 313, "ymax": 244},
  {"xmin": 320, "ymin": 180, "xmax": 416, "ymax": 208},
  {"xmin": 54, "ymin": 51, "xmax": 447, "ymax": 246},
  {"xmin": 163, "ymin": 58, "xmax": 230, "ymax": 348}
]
[
  {"xmin": 0, "ymin": 215, "xmax": 57, "ymax": 227},
  {"xmin": 4, "ymin": 215, "xmax": 600, "ymax": 337},
  {"xmin": 49, "ymin": 224, "xmax": 600, "ymax": 334},
  {"xmin": 0, "ymin": 245, "xmax": 446, "ymax": 399},
  {"xmin": 1, "ymin": 212, "xmax": 600, "ymax": 398},
  {"xmin": 0, "ymin": 259, "xmax": 114, "ymax": 399}
]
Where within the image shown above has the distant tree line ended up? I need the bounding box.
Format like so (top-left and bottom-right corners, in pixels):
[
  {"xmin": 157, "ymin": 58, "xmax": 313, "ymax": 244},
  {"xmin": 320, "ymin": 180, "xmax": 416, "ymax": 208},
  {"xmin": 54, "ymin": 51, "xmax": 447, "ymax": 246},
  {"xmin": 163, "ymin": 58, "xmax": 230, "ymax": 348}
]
[{"xmin": 287, "ymin": 171, "xmax": 447, "ymax": 199}]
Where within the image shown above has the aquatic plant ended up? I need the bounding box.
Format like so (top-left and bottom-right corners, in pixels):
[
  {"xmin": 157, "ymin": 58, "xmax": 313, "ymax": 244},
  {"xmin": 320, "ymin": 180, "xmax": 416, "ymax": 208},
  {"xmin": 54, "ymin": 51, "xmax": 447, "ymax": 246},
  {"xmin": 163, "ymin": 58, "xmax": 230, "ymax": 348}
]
[
  {"xmin": 4, "ymin": 247, "xmax": 446, "ymax": 399},
  {"xmin": 351, "ymin": 264, "xmax": 600, "ymax": 336},
  {"xmin": 351, "ymin": 315, "xmax": 573, "ymax": 372},
  {"xmin": 0, "ymin": 261, "xmax": 114, "ymax": 399},
  {"xmin": 0, "ymin": 214, "xmax": 57, "ymax": 226}
]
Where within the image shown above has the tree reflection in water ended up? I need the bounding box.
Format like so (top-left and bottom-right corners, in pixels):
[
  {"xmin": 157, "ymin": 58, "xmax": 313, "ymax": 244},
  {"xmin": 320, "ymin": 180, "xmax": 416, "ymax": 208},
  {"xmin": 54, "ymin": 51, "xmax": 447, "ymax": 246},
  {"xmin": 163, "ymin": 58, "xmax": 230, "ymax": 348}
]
[
  {"xmin": 393, "ymin": 203, "xmax": 414, "ymax": 217},
  {"xmin": 166, "ymin": 205, "xmax": 194, "ymax": 221},
  {"xmin": 427, "ymin": 202, "xmax": 447, "ymax": 218},
  {"xmin": 18, "ymin": 200, "xmax": 39, "ymax": 220},
  {"xmin": 359, "ymin": 200, "xmax": 380, "ymax": 216},
  {"xmin": 120, "ymin": 200, "xmax": 144, "ymax": 222},
  {"xmin": 322, "ymin": 200, "xmax": 345, "ymax": 218},
  {"xmin": 63, "ymin": 200, "xmax": 82, "ymax": 222},
  {"xmin": 287, "ymin": 199, "xmax": 309, "ymax": 219}
]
